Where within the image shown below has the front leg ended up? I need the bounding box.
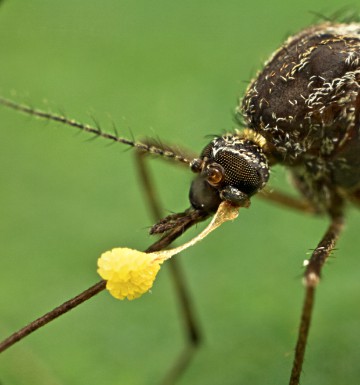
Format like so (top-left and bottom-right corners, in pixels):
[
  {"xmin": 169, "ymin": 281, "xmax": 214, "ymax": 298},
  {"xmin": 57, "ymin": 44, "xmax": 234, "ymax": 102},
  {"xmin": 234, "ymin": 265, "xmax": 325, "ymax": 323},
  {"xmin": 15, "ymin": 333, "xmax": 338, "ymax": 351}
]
[
  {"xmin": 134, "ymin": 150, "xmax": 203, "ymax": 385},
  {"xmin": 257, "ymin": 189, "xmax": 317, "ymax": 214}
]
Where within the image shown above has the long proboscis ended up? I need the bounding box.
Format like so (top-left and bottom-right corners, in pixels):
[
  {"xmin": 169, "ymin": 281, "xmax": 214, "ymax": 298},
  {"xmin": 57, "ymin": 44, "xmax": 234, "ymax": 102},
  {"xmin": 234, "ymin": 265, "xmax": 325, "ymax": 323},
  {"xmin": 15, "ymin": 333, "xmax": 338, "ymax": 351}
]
[{"xmin": 0, "ymin": 96, "xmax": 192, "ymax": 165}]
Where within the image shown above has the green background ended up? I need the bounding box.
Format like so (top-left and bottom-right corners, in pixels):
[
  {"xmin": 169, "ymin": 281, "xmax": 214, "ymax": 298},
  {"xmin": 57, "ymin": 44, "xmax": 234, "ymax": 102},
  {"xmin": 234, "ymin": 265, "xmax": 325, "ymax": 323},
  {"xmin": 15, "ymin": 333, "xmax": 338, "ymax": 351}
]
[{"xmin": 0, "ymin": 1, "xmax": 360, "ymax": 384}]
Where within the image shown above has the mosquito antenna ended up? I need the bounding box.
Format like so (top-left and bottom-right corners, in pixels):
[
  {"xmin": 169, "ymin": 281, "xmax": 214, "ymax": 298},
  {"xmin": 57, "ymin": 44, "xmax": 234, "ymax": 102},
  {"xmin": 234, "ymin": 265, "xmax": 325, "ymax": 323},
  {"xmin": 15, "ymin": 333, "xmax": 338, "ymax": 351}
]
[{"xmin": 0, "ymin": 96, "xmax": 193, "ymax": 165}]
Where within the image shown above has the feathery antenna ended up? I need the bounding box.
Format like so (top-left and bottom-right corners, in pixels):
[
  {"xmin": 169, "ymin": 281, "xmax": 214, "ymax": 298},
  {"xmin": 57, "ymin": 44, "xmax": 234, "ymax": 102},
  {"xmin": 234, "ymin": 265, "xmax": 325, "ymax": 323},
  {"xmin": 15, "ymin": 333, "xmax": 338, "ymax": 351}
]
[{"xmin": 0, "ymin": 96, "xmax": 193, "ymax": 165}]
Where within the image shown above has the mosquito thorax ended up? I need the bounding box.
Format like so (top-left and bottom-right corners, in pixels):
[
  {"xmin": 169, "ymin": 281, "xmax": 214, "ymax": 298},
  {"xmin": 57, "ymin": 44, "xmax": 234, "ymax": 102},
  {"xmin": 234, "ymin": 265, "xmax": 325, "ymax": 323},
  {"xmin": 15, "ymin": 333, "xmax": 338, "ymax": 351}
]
[{"xmin": 189, "ymin": 129, "xmax": 270, "ymax": 213}]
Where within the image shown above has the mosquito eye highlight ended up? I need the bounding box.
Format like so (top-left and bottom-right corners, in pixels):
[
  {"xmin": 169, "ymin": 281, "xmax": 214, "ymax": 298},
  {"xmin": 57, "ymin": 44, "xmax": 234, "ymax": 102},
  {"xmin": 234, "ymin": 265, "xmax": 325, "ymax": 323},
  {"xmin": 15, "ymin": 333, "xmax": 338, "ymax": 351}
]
[{"xmin": 205, "ymin": 164, "xmax": 224, "ymax": 186}]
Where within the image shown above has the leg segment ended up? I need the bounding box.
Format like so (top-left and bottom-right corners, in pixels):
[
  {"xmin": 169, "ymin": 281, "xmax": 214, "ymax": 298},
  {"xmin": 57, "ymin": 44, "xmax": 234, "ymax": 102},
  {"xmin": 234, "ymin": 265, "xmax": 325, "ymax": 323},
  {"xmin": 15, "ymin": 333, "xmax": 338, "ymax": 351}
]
[
  {"xmin": 289, "ymin": 213, "xmax": 344, "ymax": 385},
  {"xmin": 257, "ymin": 189, "xmax": 317, "ymax": 214},
  {"xmin": 135, "ymin": 151, "xmax": 202, "ymax": 385}
]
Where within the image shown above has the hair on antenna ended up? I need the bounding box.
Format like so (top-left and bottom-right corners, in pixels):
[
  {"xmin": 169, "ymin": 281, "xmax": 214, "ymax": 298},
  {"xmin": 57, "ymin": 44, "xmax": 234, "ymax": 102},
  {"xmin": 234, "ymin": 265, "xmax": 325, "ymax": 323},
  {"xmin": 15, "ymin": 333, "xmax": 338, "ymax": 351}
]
[{"xmin": 0, "ymin": 96, "xmax": 194, "ymax": 165}]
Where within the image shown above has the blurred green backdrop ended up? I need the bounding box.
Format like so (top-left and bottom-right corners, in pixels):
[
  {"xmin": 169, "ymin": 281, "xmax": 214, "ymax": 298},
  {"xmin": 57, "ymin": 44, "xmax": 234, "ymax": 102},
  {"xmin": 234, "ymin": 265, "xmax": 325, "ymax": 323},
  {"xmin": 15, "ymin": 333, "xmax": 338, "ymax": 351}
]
[{"xmin": 0, "ymin": 1, "xmax": 360, "ymax": 384}]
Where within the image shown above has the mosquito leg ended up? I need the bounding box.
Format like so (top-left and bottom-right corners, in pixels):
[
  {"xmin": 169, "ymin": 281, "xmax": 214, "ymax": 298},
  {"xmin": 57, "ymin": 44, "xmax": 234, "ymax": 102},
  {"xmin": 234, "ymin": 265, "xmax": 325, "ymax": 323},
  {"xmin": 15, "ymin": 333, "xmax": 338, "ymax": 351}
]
[
  {"xmin": 257, "ymin": 189, "xmax": 317, "ymax": 214},
  {"xmin": 0, "ymin": 215, "xmax": 205, "ymax": 354},
  {"xmin": 135, "ymin": 151, "xmax": 202, "ymax": 385},
  {"xmin": 289, "ymin": 212, "xmax": 344, "ymax": 385}
]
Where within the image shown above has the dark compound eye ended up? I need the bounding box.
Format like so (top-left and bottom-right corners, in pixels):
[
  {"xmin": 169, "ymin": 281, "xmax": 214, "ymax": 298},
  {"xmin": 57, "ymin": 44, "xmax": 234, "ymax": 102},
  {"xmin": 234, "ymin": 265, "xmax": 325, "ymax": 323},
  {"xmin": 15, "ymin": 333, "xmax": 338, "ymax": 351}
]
[
  {"xmin": 214, "ymin": 149, "xmax": 263, "ymax": 196},
  {"xmin": 189, "ymin": 133, "xmax": 270, "ymax": 211}
]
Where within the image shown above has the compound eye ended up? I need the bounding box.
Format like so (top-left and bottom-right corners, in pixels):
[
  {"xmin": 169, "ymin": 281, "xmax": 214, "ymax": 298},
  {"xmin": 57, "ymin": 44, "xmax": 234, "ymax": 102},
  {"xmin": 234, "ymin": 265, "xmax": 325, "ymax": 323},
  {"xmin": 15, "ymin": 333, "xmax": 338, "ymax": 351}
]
[{"xmin": 205, "ymin": 164, "xmax": 224, "ymax": 186}]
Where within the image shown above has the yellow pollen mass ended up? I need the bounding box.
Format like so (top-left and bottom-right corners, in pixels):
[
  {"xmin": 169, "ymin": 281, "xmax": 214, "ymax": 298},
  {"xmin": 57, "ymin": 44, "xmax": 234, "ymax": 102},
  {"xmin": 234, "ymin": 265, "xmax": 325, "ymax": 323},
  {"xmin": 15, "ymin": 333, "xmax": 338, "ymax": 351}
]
[
  {"xmin": 97, "ymin": 202, "xmax": 239, "ymax": 301},
  {"xmin": 97, "ymin": 248, "xmax": 162, "ymax": 300}
]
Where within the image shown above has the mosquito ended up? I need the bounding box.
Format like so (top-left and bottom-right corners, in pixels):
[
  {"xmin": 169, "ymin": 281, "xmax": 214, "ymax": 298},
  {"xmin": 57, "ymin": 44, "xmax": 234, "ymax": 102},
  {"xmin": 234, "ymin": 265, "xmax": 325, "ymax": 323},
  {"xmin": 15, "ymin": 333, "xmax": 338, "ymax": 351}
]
[{"xmin": 1, "ymin": 19, "xmax": 360, "ymax": 385}]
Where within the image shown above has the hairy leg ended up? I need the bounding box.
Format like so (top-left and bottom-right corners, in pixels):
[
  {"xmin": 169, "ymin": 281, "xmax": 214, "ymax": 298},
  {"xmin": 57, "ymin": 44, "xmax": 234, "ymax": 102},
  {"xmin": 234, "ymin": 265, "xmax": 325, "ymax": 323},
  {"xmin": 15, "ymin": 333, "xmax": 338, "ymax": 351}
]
[{"xmin": 289, "ymin": 212, "xmax": 344, "ymax": 385}]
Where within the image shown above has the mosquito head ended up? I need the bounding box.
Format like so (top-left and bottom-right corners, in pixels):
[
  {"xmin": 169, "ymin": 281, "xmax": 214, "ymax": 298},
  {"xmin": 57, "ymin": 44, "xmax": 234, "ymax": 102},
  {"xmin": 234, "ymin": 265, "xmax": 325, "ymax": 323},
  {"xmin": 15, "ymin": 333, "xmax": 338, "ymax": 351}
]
[{"xmin": 189, "ymin": 129, "xmax": 270, "ymax": 213}]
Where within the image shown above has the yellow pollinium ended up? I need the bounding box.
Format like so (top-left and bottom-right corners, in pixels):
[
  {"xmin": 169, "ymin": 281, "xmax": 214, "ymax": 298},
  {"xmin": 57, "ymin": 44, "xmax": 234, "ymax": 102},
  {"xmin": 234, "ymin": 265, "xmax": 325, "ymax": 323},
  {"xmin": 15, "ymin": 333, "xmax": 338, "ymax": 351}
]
[{"xmin": 97, "ymin": 201, "xmax": 239, "ymax": 300}]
